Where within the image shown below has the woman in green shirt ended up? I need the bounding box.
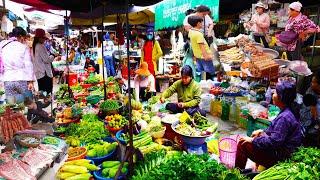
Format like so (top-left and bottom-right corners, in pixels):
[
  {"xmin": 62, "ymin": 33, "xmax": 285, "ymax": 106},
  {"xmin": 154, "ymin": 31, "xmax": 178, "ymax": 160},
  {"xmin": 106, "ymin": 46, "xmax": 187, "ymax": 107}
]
[{"xmin": 160, "ymin": 65, "xmax": 206, "ymax": 116}]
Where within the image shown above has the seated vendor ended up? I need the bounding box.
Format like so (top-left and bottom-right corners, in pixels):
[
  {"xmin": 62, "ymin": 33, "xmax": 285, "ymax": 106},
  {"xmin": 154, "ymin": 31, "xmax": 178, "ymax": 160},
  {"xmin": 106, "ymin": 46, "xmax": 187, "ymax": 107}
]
[
  {"xmin": 84, "ymin": 56, "xmax": 99, "ymax": 73},
  {"xmin": 235, "ymin": 79, "xmax": 302, "ymax": 169},
  {"xmin": 160, "ymin": 65, "xmax": 206, "ymax": 116},
  {"xmin": 134, "ymin": 62, "xmax": 156, "ymax": 102}
]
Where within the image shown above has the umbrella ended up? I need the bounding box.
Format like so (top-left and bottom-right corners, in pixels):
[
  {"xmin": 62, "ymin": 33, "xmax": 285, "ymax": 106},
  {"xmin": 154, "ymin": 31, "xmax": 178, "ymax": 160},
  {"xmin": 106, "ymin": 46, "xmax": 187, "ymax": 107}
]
[{"xmin": 71, "ymin": 6, "xmax": 154, "ymax": 25}]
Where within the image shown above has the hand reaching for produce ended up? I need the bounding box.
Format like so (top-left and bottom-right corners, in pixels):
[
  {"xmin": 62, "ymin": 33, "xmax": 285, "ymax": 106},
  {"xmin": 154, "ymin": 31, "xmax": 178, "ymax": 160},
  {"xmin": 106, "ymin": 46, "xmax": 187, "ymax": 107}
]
[
  {"xmin": 160, "ymin": 97, "xmax": 165, "ymax": 103},
  {"xmin": 251, "ymin": 129, "xmax": 264, "ymax": 138},
  {"xmin": 239, "ymin": 137, "xmax": 253, "ymax": 145}
]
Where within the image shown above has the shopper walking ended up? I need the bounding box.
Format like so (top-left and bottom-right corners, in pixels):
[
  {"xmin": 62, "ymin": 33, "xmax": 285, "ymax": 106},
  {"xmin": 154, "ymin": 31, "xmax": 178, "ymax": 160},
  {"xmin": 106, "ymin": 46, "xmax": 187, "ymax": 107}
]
[
  {"xmin": 103, "ymin": 33, "xmax": 116, "ymax": 76},
  {"xmin": 33, "ymin": 28, "xmax": 59, "ymax": 94},
  {"xmin": 244, "ymin": 2, "xmax": 270, "ymax": 48},
  {"xmin": 0, "ymin": 27, "xmax": 34, "ymax": 103}
]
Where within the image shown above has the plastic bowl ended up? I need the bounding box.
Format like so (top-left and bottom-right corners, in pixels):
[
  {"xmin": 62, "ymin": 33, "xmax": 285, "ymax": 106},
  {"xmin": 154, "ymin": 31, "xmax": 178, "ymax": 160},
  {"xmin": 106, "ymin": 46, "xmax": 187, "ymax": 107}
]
[
  {"xmin": 151, "ymin": 127, "xmax": 166, "ymax": 139},
  {"xmin": 85, "ymin": 137, "xmax": 117, "ymax": 165},
  {"xmin": 115, "ymin": 130, "xmax": 127, "ymax": 145},
  {"xmin": 67, "ymin": 147, "xmax": 87, "ymax": 161},
  {"xmin": 93, "ymin": 165, "xmax": 127, "ymax": 180}
]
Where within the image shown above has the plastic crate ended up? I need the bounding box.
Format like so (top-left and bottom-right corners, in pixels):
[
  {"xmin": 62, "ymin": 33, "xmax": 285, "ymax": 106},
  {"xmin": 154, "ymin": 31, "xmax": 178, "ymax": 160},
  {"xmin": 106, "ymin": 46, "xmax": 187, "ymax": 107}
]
[
  {"xmin": 238, "ymin": 114, "xmax": 248, "ymax": 129},
  {"xmin": 247, "ymin": 116, "xmax": 271, "ymax": 136}
]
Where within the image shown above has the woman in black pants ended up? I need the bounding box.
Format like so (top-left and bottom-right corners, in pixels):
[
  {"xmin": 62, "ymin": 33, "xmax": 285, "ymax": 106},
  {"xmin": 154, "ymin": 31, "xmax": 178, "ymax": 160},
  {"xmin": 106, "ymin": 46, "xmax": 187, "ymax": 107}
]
[{"xmin": 33, "ymin": 28, "xmax": 60, "ymax": 94}]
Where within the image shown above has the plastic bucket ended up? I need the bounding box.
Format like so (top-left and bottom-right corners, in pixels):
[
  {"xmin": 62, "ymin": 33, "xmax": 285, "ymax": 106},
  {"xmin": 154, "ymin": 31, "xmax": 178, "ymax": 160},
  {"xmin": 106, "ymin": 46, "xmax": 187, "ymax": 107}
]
[
  {"xmin": 68, "ymin": 73, "xmax": 78, "ymax": 86},
  {"xmin": 219, "ymin": 137, "xmax": 238, "ymax": 168}
]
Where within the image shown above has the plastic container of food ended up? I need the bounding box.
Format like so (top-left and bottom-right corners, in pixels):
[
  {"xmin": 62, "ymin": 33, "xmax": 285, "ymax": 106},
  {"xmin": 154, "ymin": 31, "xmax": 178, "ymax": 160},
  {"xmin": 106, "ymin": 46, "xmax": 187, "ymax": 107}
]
[{"xmin": 67, "ymin": 147, "xmax": 87, "ymax": 161}]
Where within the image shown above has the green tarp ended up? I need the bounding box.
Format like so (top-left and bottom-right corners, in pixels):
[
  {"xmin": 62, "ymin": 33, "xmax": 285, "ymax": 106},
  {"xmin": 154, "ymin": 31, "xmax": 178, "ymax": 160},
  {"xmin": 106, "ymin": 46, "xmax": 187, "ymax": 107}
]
[{"xmin": 155, "ymin": 0, "xmax": 219, "ymax": 30}]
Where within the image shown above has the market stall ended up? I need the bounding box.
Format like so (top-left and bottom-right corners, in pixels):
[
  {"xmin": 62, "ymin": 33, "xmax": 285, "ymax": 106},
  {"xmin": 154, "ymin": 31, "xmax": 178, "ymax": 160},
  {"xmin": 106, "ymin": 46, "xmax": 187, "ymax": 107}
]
[{"xmin": 1, "ymin": 0, "xmax": 319, "ymax": 180}]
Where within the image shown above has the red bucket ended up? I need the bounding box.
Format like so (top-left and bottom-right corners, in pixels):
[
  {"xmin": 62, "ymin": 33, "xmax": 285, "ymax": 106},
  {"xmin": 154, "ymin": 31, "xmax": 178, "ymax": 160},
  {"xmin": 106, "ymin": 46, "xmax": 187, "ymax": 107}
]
[{"xmin": 68, "ymin": 73, "xmax": 78, "ymax": 86}]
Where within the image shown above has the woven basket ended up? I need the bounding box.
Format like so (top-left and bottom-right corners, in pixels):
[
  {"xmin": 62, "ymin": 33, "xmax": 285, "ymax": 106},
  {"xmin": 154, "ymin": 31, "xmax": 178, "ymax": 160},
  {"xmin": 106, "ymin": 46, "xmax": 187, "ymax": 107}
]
[{"xmin": 16, "ymin": 134, "xmax": 40, "ymax": 148}]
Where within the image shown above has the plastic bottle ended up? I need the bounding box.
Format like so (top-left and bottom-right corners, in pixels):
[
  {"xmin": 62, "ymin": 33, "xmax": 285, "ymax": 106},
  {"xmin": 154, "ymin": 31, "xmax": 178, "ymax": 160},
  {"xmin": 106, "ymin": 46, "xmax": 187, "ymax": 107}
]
[
  {"xmin": 221, "ymin": 98, "xmax": 230, "ymax": 121},
  {"xmin": 229, "ymin": 99, "xmax": 236, "ymax": 122}
]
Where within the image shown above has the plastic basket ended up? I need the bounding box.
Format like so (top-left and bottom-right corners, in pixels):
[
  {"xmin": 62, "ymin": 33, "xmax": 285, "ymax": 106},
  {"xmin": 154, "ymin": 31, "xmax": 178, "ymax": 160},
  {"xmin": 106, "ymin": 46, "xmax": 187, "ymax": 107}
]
[{"xmin": 219, "ymin": 137, "xmax": 238, "ymax": 168}]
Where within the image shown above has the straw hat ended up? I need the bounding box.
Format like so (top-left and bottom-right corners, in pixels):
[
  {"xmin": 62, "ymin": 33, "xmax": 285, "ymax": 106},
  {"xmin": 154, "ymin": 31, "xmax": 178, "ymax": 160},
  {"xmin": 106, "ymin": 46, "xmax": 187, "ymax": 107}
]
[{"xmin": 135, "ymin": 62, "xmax": 151, "ymax": 76}]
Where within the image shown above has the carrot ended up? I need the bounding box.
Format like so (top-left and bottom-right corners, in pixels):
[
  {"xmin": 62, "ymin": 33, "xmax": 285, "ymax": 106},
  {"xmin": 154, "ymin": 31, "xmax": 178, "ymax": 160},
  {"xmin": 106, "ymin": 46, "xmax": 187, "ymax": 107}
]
[
  {"xmin": 2, "ymin": 121, "xmax": 9, "ymax": 143},
  {"xmin": 7, "ymin": 121, "xmax": 13, "ymax": 140},
  {"xmin": 11, "ymin": 120, "xmax": 18, "ymax": 134}
]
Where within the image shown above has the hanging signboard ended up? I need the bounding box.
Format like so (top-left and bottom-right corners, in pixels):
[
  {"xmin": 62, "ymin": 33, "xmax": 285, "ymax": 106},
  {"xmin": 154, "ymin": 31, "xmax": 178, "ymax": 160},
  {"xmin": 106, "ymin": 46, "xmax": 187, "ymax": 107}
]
[{"xmin": 155, "ymin": 0, "xmax": 219, "ymax": 30}]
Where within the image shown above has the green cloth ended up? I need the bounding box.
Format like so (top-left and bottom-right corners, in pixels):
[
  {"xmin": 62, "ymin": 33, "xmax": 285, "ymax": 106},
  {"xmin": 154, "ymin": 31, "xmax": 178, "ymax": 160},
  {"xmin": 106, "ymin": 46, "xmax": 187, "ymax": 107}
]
[{"xmin": 161, "ymin": 80, "xmax": 202, "ymax": 108}]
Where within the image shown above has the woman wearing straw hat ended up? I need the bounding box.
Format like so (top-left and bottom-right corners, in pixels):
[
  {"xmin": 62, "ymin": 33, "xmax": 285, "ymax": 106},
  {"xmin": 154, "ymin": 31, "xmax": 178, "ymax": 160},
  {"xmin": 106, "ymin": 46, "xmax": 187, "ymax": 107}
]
[
  {"xmin": 134, "ymin": 62, "xmax": 156, "ymax": 102},
  {"xmin": 244, "ymin": 2, "xmax": 270, "ymax": 48}
]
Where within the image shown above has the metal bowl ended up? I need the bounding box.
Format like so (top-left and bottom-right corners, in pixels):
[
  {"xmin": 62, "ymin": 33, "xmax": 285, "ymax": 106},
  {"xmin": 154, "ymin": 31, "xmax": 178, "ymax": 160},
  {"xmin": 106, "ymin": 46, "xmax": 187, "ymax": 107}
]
[
  {"xmin": 252, "ymin": 42, "xmax": 264, "ymax": 50},
  {"xmin": 263, "ymin": 48, "xmax": 279, "ymax": 59},
  {"xmin": 274, "ymin": 59, "xmax": 290, "ymax": 67}
]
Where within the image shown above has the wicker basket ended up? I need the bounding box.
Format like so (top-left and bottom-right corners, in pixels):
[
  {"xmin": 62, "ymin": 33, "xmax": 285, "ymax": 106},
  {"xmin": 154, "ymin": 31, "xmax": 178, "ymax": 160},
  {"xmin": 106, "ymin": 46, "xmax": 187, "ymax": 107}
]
[{"xmin": 16, "ymin": 134, "xmax": 40, "ymax": 148}]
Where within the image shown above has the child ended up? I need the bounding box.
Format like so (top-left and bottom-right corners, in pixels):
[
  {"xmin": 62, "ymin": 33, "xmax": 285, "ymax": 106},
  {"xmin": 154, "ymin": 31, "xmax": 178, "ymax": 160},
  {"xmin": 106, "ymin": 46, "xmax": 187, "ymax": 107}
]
[
  {"xmin": 188, "ymin": 15, "xmax": 214, "ymax": 80},
  {"xmin": 24, "ymin": 96, "xmax": 55, "ymax": 124}
]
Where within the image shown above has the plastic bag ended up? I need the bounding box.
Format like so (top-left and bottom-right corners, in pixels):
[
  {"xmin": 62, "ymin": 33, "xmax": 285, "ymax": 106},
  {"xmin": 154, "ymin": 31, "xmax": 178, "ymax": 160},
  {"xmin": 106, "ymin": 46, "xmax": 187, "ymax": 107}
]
[{"xmin": 200, "ymin": 93, "xmax": 215, "ymax": 112}]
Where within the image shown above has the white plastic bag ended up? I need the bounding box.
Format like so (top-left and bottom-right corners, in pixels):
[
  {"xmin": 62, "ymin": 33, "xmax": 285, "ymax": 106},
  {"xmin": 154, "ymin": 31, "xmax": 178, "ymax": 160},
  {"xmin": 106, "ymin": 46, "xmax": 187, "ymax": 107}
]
[{"xmin": 199, "ymin": 93, "xmax": 215, "ymax": 112}]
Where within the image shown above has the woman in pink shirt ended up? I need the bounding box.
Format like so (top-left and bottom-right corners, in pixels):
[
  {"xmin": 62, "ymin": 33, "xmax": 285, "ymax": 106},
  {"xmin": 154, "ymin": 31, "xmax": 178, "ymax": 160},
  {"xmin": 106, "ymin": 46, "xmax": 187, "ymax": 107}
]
[
  {"xmin": 244, "ymin": 2, "xmax": 270, "ymax": 48},
  {"xmin": 279, "ymin": 2, "xmax": 320, "ymax": 60},
  {"xmin": 134, "ymin": 62, "xmax": 156, "ymax": 102}
]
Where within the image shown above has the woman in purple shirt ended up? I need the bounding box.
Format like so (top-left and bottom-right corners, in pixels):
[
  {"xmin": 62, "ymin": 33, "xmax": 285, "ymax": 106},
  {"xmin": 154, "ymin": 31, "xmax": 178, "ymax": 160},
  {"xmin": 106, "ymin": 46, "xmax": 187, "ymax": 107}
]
[{"xmin": 235, "ymin": 80, "xmax": 303, "ymax": 169}]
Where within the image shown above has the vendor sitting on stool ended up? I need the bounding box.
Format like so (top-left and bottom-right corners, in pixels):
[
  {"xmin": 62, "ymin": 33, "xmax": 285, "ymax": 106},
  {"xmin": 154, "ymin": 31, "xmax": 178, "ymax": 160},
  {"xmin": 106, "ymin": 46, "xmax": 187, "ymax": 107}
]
[
  {"xmin": 235, "ymin": 79, "xmax": 302, "ymax": 170},
  {"xmin": 160, "ymin": 65, "xmax": 206, "ymax": 116},
  {"xmin": 134, "ymin": 62, "xmax": 156, "ymax": 102}
]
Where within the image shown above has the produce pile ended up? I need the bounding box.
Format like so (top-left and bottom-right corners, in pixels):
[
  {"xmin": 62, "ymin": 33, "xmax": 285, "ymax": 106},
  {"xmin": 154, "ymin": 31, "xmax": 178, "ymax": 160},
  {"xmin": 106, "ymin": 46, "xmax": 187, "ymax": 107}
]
[
  {"xmin": 64, "ymin": 114, "xmax": 109, "ymax": 146},
  {"xmin": 253, "ymin": 147, "xmax": 320, "ymax": 180},
  {"xmin": 98, "ymin": 161, "xmax": 128, "ymax": 179},
  {"xmin": 84, "ymin": 74, "xmax": 100, "ymax": 84},
  {"xmin": 57, "ymin": 159, "xmax": 99, "ymax": 180},
  {"xmin": 0, "ymin": 108, "xmax": 31, "ymax": 143},
  {"xmin": 105, "ymin": 114, "xmax": 128, "ymax": 129},
  {"xmin": 86, "ymin": 141, "xmax": 117, "ymax": 158},
  {"xmin": 100, "ymin": 100, "xmax": 121, "ymax": 113},
  {"xmin": 132, "ymin": 151, "xmax": 247, "ymax": 180},
  {"xmin": 174, "ymin": 112, "xmax": 218, "ymax": 137}
]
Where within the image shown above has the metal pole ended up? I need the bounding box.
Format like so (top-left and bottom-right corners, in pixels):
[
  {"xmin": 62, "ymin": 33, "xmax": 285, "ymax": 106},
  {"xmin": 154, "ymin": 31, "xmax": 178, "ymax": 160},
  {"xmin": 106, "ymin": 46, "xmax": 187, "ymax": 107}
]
[
  {"xmin": 125, "ymin": 0, "xmax": 134, "ymax": 175},
  {"xmin": 101, "ymin": 3, "xmax": 107, "ymax": 100},
  {"xmin": 311, "ymin": 6, "xmax": 320, "ymax": 66},
  {"xmin": 65, "ymin": 10, "xmax": 71, "ymax": 97}
]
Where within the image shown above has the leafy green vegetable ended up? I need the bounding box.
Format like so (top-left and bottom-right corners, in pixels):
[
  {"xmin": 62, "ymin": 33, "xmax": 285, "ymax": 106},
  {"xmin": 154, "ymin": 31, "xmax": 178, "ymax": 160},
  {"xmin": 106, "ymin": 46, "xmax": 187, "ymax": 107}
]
[
  {"xmin": 253, "ymin": 147, "xmax": 320, "ymax": 180},
  {"xmin": 84, "ymin": 75, "xmax": 100, "ymax": 84},
  {"xmin": 100, "ymin": 100, "xmax": 120, "ymax": 112},
  {"xmin": 64, "ymin": 116, "xmax": 109, "ymax": 145},
  {"xmin": 132, "ymin": 152, "xmax": 247, "ymax": 180}
]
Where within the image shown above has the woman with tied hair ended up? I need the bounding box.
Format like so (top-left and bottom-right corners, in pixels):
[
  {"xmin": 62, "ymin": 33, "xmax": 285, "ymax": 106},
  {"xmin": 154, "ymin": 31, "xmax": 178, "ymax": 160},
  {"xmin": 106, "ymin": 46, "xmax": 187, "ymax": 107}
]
[{"xmin": 235, "ymin": 80, "xmax": 302, "ymax": 169}]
